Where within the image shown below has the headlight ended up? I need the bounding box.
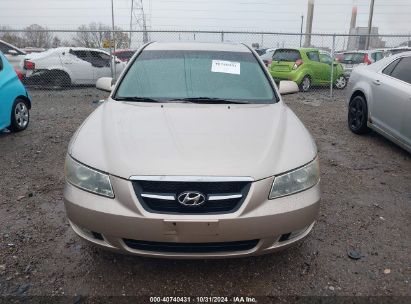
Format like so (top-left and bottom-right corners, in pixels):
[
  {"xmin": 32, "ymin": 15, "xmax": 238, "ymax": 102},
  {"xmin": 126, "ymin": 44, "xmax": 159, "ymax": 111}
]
[
  {"xmin": 65, "ymin": 156, "xmax": 114, "ymax": 198},
  {"xmin": 269, "ymin": 157, "xmax": 320, "ymax": 199}
]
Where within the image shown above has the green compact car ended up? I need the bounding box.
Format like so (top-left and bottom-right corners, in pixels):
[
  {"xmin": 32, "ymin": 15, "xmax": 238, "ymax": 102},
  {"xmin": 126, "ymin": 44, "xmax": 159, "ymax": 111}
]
[{"xmin": 269, "ymin": 48, "xmax": 347, "ymax": 92}]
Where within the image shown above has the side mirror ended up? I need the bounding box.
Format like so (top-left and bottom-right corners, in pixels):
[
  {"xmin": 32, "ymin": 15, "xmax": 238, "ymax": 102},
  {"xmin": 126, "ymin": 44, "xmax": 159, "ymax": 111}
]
[
  {"xmin": 8, "ymin": 49, "xmax": 18, "ymax": 56},
  {"xmin": 278, "ymin": 80, "xmax": 299, "ymax": 95},
  {"xmin": 96, "ymin": 77, "xmax": 113, "ymax": 92}
]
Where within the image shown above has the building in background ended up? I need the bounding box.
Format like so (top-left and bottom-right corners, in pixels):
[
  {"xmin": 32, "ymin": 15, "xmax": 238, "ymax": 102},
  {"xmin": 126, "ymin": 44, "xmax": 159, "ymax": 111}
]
[{"xmin": 347, "ymin": 27, "xmax": 386, "ymax": 50}]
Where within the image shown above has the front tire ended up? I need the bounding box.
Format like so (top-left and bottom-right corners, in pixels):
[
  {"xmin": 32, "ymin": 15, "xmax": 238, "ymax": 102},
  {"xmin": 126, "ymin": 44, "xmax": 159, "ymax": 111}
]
[
  {"xmin": 348, "ymin": 95, "xmax": 369, "ymax": 134},
  {"xmin": 299, "ymin": 75, "xmax": 311, "ymax": 92},
  {"xmin": 335, "ymin": 75, "xmax": 347, "ymax": 89},
  {"xmin": 9, "ymin": 99, "xmax": 30, "ymax": 132}
]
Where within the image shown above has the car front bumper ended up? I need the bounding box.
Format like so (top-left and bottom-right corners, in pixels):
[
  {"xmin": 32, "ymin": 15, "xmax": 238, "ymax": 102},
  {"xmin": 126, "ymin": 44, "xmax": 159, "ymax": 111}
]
[{"xmin": 63, "ymin": 175, "xmax": 320, "ymax": 259}]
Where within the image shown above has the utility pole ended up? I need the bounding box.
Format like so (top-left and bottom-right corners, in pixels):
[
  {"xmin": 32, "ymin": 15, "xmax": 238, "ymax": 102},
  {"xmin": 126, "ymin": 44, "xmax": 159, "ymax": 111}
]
[
  {"xmin": 129, "ymin": 0, "xmax": 149, "ymax": 47},
  {"xmin": 300, "ymin": 15, "xmax": 304, "ymax": 47},
  {"xmin": 366, "ymin": 0, "xmax": 375, "ymax": 50}
]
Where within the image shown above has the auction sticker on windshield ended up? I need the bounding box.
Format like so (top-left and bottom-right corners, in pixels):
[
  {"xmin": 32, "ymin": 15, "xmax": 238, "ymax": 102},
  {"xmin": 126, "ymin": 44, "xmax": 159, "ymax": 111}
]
[{"xmin": 211, "ymin": 60, "xmax": 241, "ymax": 75}]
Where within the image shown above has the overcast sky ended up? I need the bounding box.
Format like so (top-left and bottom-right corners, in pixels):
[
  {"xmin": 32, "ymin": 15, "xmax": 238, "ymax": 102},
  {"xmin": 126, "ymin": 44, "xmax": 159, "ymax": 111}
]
[{"xmin": 0, "ymin": 0, "xmax": 410, "ymax": 34}]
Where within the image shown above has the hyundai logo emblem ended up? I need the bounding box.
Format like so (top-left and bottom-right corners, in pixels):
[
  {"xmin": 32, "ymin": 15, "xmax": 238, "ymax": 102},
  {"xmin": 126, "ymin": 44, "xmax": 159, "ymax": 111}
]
[{"xmin": 177, "ymin": 191, "xmax": 206, "ymax": 207}]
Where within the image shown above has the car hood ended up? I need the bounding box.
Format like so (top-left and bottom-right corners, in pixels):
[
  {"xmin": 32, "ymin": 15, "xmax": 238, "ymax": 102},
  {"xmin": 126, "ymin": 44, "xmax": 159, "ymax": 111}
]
[{"xmin": 69, "ymin": 100, "xmax": 317, "ymax": 180}]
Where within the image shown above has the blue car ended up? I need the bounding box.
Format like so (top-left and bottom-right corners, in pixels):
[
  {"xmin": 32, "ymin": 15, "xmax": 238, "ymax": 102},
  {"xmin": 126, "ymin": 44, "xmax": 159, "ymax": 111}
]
[{"xmin": 0, "ymin": 51, "xmax": 31, "ymax": 132}]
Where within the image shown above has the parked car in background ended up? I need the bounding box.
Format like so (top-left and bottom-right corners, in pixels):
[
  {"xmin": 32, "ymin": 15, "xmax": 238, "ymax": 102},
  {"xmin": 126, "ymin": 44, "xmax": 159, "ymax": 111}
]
[
  {"xmin": 0, "ymin": 39, "xmax": 26, "ymax": 70},
  {"xmin": 23, "ymin": 47, "xmax": 126, "ymax": 87},
  {"xmin": 22, "ymin": 47, "xmax": 46, "ymax": 54},
  {"xmin": 63, "ymin": 42, "xmax": 320, "ymax": 258},
  {"xmin": 385, "ymin": 47, "xmax": 411, "ymax": 57},
  {"xmin": 255, "ymin": 48, "xmax": 268, "ymax": 56},
  {"xmin": 113, "ymin": 49, "xmax": 136, "ymax": 62},
  {"xmin": 337, "ymin": 50, "xmax": 384, "ymax": 78},
  {"xmin": 347, "ymin": 51, "xmax": 411, "ymax": 153},
  {"xmin": 0, "ymin": 52, "xmax": 31, "ymax": 132},
  {"xmin": 269, "ymin": 48, "xmax": 347, "ymax": 92},
  {"xmin": 259, "ymin": 48, "xmax": 276, "ymax": 67}
]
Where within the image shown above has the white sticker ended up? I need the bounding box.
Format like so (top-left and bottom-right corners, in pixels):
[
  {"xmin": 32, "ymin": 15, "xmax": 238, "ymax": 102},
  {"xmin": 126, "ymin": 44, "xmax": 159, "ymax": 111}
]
[{"xmin": 211, "ymin": 60, "xmax": 241, "ymax": 75}]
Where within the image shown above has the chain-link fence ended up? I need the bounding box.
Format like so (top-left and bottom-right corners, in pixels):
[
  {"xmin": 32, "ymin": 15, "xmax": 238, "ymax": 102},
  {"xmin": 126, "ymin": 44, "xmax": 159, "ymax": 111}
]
[{"xmin": 1, "ymin": 29, "xmax": 410, "ymax": 99}]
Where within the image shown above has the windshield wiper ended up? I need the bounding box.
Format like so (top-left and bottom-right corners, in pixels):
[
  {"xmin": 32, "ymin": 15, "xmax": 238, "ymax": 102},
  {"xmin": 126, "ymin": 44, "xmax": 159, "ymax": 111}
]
[
  {"xmin": 114, "ymin": 97, "xmax": 161, "ymax": 103},
  {"xmin": 170, "ymin": 97, "xmax": 249, "ymax": 104}
]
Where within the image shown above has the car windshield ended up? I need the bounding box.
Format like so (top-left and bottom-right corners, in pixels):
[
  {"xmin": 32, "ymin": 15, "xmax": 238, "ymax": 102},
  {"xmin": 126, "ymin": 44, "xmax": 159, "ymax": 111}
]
[
  {"xmin": 114, "ymin": 50, "xmax": 276, "ymax": 103},
  {"xmin": 272, "ymin": 49, "xmax": 301, "ymax": 62},
  {"xmin": 341, "ymin": 53, "xmax": 365, "ymax": 64}
]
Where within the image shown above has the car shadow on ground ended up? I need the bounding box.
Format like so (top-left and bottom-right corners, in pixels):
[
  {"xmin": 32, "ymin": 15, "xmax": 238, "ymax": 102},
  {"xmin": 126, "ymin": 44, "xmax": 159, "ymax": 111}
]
[
  {"xmin": 25, "ymin": 84, "xmax": 95, "ymax": 91},
  {"xmin": 83, "ymin": 238, "xmax": 308, "ymax": 280},
  {"xmin": 365, "ymin": 130, "xmax": 410, "ymax": 156}
]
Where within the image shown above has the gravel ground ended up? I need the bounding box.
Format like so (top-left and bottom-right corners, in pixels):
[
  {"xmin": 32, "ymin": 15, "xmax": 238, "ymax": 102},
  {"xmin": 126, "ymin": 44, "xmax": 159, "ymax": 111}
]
[{"xmin": 0, "ymin": 87, "xmax": 410, "ymax": 298}]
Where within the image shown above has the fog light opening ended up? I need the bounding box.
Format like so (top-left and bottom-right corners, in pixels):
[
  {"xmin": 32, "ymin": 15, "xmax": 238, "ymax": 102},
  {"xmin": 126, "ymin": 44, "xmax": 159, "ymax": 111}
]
[
  {"xmin": 92, "ymin": 231, "xmax": 104, "ymax": 241},
  {"xmin": 278, "ymin": 226, "xmax": 310, "ymax": 242},
  {"xmin": 79, "ymin": 226, "xmax": 104, "ymax": 241}
]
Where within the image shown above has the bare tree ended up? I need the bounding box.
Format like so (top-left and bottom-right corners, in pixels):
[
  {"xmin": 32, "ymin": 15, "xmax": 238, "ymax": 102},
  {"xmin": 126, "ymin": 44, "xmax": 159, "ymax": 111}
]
[
  {"xmin": 22, "ymin": 24, "xmax": 54, "ymax": 48},
  {"xmin": 73, "ymin": 23, "xmax": 129, "ymax": 49},
  {"xmin": 51, "ymin": 36, "xmax": 62, "ymax": 48},
  {"xmin": 0, "ymin": 26, "xmax": 24, "ymax": 47}
]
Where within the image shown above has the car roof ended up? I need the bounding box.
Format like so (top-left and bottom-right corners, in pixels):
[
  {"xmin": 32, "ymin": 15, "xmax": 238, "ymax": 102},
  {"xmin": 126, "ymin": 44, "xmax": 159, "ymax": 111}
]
[
  {"xmin": 274, "ymin": 48, "xmax": 318, "ymax": 52},
  {"xmin": 144, "ymin": 42, "xmax": 251, "ymax": 53},
  {"xmin": 114, "ymin": 49, "xmax": 136, "ymax": 53},
  {"xmin": 342, "ymin": 50, "xmax": 382, "ymax": 54},
  {"xmin": 391, "ymin": 50, "xmax": 411, "ymax": 57},
  {"xmin": 48, "ymin": 47, "xmax": 109, "ymax": 53}
]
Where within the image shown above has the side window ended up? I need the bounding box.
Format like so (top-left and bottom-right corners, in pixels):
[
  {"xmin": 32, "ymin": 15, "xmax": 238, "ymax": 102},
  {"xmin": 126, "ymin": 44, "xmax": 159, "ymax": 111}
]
[
  {"xmin": 99, "ymin": 53, "xmax": 111, "ymax": 61},
  {"xmin": 70, "ymin": 50, "xmax": 90, "ymax": 62},
  {"xmin": 307, "ymin": 51, "xmax": 320, "ymax": 62},
  {"xmin": 0, "ymin": 56, "xmax": 3, "ymax": 71},
  {"xmin": 390, "ymin": 57, "xmax": 411, "ymax": 84},
  {"xmin": 371, "ymin": 53, "xmax": 377, "ymax": 61},
  {"xmin": 319, "ymin": 54, "xmax": 332, "ymax": 64},
  {"xmin": 89, "ymin": 51, "xmax": 111, "ymax": 67},
  {"xmin": 375, "ymin": 52, "xmax": 383, "ymax": 61},
  {"xmin": 382, "ymin": 59, "xmax": 401, "ymax": 76}
]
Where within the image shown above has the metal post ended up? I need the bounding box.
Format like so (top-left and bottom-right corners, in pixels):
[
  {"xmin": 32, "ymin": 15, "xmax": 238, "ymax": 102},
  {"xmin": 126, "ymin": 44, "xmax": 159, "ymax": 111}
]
[
  {"xmin": 365, "ymin": 0, "xmax": 375, "ymax": 50},
  {"xmin": 129, "ymin": 0, "xmax": 134, "ymax": 48},
  {"xmin": 111, "ymin": 0, "xmax": 116, "ymax": 79},
  {"xmin": 142, "ymin": 2, "xmax": 148, "ymax": 43},
  {"xmin": 221, "ymin": 31, "xmax": 224, "ymax": 42},
  {"xmin": 300, "ymin": 15, "xmax": 304, "ymax": 47},
  {"xmin": 261, "ymin": 33, "xmax": 264, "ymax": 47},
  {"xmin": 330, "ymin": 34, "xmax": 336, "ymax": 99}
]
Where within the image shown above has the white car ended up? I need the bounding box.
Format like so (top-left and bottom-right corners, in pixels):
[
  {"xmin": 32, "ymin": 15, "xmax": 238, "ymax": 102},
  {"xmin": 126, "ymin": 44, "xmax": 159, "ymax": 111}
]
[
  {"xmin": 346, "ymin": 51, "xmax": 411, "ymax": 153},
  {"xmin": 0, "ymin": 39, "xmax": 26, "ymax": 70},
  {"xmin": 23, "ymin": 47, "xmax": 126, "ymax": 87},
  {"xmin": 259, "ymin": 48, "xmax": 276, "ymax": 67}
]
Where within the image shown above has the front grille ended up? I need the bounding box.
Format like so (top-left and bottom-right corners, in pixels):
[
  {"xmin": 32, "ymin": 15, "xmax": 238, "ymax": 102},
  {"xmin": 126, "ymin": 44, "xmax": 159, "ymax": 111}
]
[
  {"xmin": 132, "ymin": 180, "xmax": 251, "ymax": 214},
  {"xmin": 123, "ymin": 239, "xmax": 259, "ymax": 253}
]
